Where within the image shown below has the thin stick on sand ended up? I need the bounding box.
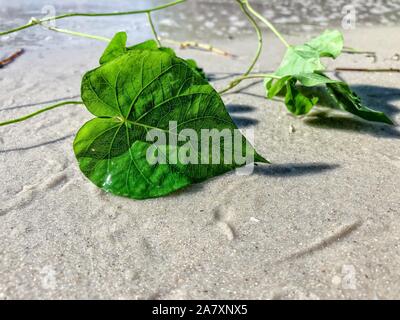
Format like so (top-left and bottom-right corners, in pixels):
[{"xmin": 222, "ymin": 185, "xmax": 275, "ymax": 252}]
[
  {"xmin": 159, "ymin": 38, "xmax": 235, "ymax": 57},
  {"xmin": 335, "ymin": 67, "xmax": 400, "ymax": 73},
  {"xmin": 0, "ymin": 49, "xmax": 25, "ymax": 68}
]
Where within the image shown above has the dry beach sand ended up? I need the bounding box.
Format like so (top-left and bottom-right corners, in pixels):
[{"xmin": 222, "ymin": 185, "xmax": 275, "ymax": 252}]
[{"xmin": 0, "ymin": 19, "xmax": 400, "ymax": 299}]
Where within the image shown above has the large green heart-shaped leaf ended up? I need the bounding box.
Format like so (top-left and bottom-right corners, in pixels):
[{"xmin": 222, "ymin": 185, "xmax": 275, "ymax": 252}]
[{"xmin": 74, "ymin": 35, "xmax": 267, "ymax": 199}]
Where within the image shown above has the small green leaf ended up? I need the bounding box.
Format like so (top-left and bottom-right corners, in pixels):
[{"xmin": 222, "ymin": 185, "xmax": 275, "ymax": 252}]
[
  {"xmin": 305, "ymin": 30, "xmax": 344, "ymax": 58},
  {"xmin": 265, "ymin": 73, "xmax": 336, "ymax": 99},
  {"xmin": 265, "ymin": 76, "xmax": 291, "ymax": 98},
  {"xmin": 326, "ymin": 82, "xmax": 394, "ymax": 124},
  {"xmin": 269, "ymin": 29, "xmax": 391, "ymax": 124},
  {"xmin": 285, "ymin": 78, "xmax": 318, "ymax": 115},
  {"xmin": 295, "ymin": 73, "xmax": 339, "ymax": 87},
  {"xmin": 275, "ymin": 30, "xmax": 344, "ymax": 77},
  {"xmin": 76, "ymin": 38, "xmax": 267, "ymax": 200},
  {"xmin": 275, "ymin": 46, "xmax": 325, "ymax": 77}
]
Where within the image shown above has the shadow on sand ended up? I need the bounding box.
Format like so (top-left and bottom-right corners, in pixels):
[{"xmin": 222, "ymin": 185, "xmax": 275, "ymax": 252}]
[
  {"xmin": 254, "ymin": 162, "xmax": 339, "ymax": 177},
  {"xmin": 223, "ymin": 78, "xmax": 400, "ymax": 139},
  {"xmin": 0, "ymin": 134, "xmax": 74, "ymax": 153},
  {"xmin": 303, "ymin": 84, "xmax": 400, "ymax": 139}
]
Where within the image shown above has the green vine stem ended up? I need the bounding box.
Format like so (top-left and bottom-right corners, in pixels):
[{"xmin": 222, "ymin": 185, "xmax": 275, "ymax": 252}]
[
  {"xmin": 1, "ymin": 0, "xmax": 229, "ymax": 57},
  {"xmin": 218, "ymin": 0, "xmax": 265, "ymax": 94},
  {"xmin": 30, "ymin": 19, "xmax": 235, "ymax": 61},
  {"xmin": 29, "ymin": 23, "xmax": 234, "ymax": 59},
  {"xmin": 0, "ymin": 101, "xmax": 83, "ymax": 127},
  {"xmin": 44, "ymin": 24, "xmax": 111, "ymax": 42},
  {"xmin": 219, "ymin": 74, "xmax": 280, "ymax": 95},
  {"xmin": 242, "ymin": 0, "xmax": 290, "ymax": 48},
  {"xmin": 236, "ymin": 0, "xmax": 263, "ymax": 77},
  {"xmin": 35, "ymin": 24, "xmax": 233, "ymax": 59},
  {"xmin": 0, "ymin": 0, "xmax": 186, "ymax": 36},
  {"xmin": 147, "ymin": 12, "xmax": 161, "ymax": 47},
  {"xmin": 219, "ymin": 0, "xmax": 292, "ymax": 94}
]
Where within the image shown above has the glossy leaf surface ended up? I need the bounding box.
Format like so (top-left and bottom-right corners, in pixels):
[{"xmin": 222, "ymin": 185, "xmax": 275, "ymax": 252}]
[{"xmin": 75, "ymin": 34, "xmax": 267, "ymax": 199}]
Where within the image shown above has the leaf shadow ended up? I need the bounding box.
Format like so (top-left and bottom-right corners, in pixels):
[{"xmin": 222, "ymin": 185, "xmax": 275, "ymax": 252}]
[
  {"xmin": 224, "ymin": 79, "xmax": 400, "ymax": 138},
  {"xmin": 305, "ymin": 109, "xmax": 400, "ymax": 139},
  {"xmin": 1, "ymin": 95, "xmax": 80, "ymax": 111},
  {"xmin": 208, "ymin": 72, "xmax": 242, "ymax": 81},
  {"xmin": 226, "ymin": 104, "xmax": 255, "ymax": 113},
  {"xmin": 168, "ymin": 182, "xmax": 205, "ymax": 198},
  {"xmin": 349, "ymin": 84, "xmax": 400, "ymax": 119},
  {"xmin": 209, "ymin": 70, "xmax": 275, "ymax": 82},
  {"xmin": 254, "ymin": 162, "xmax": 339, "ymax": 177},
  {"xmin": 165, "ymin": 162, "xmax": 339, "ymax": 199},
  {"xmin": 232, "ymin": 116, "xmax": 259, "ymax": 127},
  {"xmin": 301, "ymin": 84, "xmax": 400, "ymax": 139},
  {"xmin": 0, "ymin": 134, "xmax": 74, "ymax": 153},
  {"xmin": 226, "ymin": 103, "xmax": 259, "ymax": 128},
  {"xmin": 224, "ymin": 79, "xmax": 265, "ymax": 98},
  {"xmin": 301, "ymin": 84, "xmax": 400, "ymax": 119}
]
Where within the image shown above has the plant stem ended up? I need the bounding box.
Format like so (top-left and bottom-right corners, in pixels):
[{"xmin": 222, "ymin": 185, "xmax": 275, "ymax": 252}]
[
  {"xmin": 0, "ymin": 0, "xmax": 186, "ymax": 36},
  {"xmin": 33, "ymin": 24, "xmax": 235, "ymax": 59},
  {"xmin": 160, "ymin": 38, "xmax": 234, "ymax": 57},
  {"xmin": 218, "ymin": 74, "xmax": 280, "ymax": 95},
  {"xmin": 342, "ymin": 46, "xmax": 376, "ymax": 56},
  {"xmin": 236, "ymin": 0, "xmax": 263, "ymax": 76},
  {"xmin": 0, "ymin": 101, "xmax": 83, "ymax": 127},
  {"xmin": 218, "ymin": 0, "xmax": 266, "ymax": 94},
  {"xmin": 147, "ymin": 12, "xmax": 161, "ymax": 47},
  {"xmin": 241, "ymin": 0, "xmax": 290, "ymax": 48},
  {"xmin": 46, "ymin": 26, "xmax": 111, "ymax": 42},
  {"xmin": 335, "ymin": 67, "xmax": 400, "ymax": 73}
]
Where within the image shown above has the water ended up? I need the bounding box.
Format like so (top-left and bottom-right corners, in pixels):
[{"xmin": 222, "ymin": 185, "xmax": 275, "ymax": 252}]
[{"xmin": 0, "ymin": 0, "xmax": 400, "ymax": 49}]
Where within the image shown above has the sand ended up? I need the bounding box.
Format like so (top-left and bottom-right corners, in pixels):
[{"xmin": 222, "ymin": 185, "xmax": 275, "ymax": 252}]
[{"xmin": 0, "ymin": 26, "xmax": 399, "ymax": 299}]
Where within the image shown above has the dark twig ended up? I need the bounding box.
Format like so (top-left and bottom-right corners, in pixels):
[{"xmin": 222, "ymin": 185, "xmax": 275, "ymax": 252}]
[
  {"xmin": 0, "ymin": 49, "xmax": 25, "ymax": 68},
  {"xmin": 335, "ymin": 67, "xmax": 400, "ymax": 73}
]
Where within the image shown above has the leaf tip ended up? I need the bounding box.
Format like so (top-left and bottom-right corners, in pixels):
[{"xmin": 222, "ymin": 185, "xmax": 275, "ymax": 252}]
[{"xmin": 255, "ymin": 153, "xmax": 270, "ymax": 164}]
